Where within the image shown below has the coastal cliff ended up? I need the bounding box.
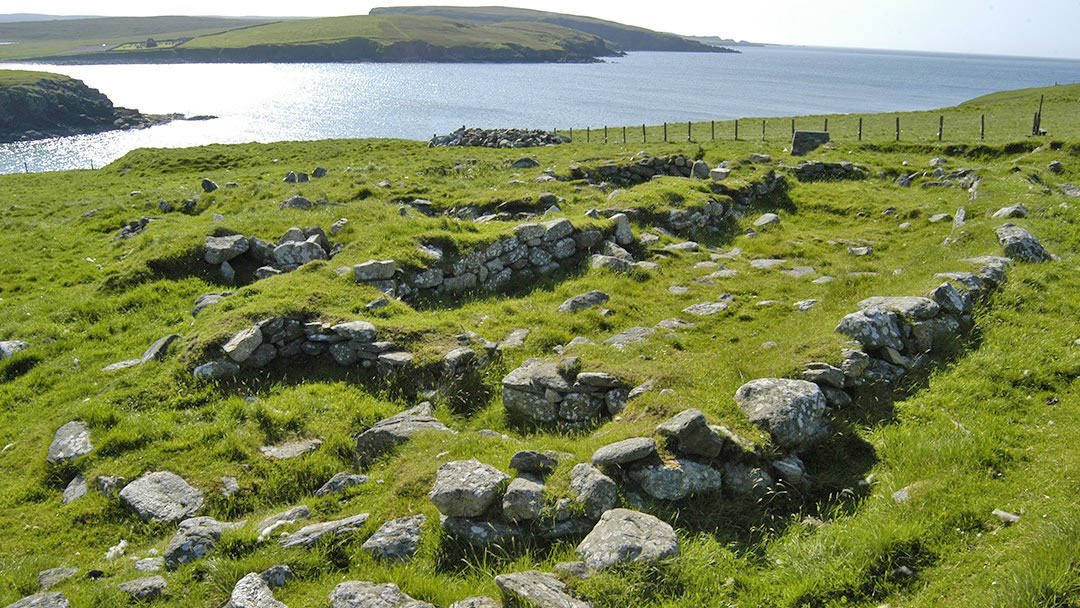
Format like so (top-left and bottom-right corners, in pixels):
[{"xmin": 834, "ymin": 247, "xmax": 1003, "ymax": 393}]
[{"xmin": 0, "ymin": 70, "xmax": 180, "ymax": 142}]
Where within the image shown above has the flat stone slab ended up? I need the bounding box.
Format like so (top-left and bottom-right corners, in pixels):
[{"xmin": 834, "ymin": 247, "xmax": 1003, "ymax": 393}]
[
  {"xmin": 682, "ymin": 301, "xmax": 730, "ymax": 316},
  {"xmin": 119, "ymin": 471, "xmax": 204, "ymax": 523},
  {"xmin": 750, "ymin": 258, "xmax": 786, "ymax": 270},
  {"xmin": 780, "ymin": 266, "xmax": 816, "ymax": 278},
  {"xmin": 603, "ymin": 327, "xmax": 656, "ymax": 348},
  {"xmin": 329, "ymin": 581, "xmax": 433, "ymax": 608},
  {"xmin": 858, "ymin": 296, "xmax": 940, "ymax": 319},
  {"xmin": 279, "ymin": 513, "xmax": 370, "ymax": 548},
  {"xmin": 37, "ymin": 568, "xmax": 77, "ymax": 591},
  {"xmin": 257, "ymin": 505, "xmax": 312, "ymax": 536},
  {"xmin": 495, "ymin": 571, "xmax": 590, "ymax": 608},
  {"xmin": 5, "ymin": 593, "xmax": 71, "ymax": 608},
  {"xmin": 592, "ymin": 438, "xmax": 656, "ymax": 467},
  {"xmin": 314, "ymin": 472, "xmax": 369, "ymax": 497},
  {"xmin": 259, "ymin": 439, "xmax": 322, "ymax": 460},
  {"xmin": 558, "ymin": 290, "xmax": 610, "ymax": 314},
  {"xmin": 47, "ymin": 421, "xmax": 92, "ymax": 464},
  {"xmin": 118, "ymin": 576, "xmax": 166, "ymax": 601},
  {"xmin": 575, "ymin": 508, "xmax": 679, "ymax": 570},
  {"xmin": 355, "ymin": 404, "xmax": 455, "ymax": 462}
]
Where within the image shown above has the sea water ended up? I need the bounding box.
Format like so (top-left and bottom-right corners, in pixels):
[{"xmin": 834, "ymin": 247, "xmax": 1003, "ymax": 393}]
[{"xmin": 2, "ymin": 46, "xmax": 1080, "ymax": 174}]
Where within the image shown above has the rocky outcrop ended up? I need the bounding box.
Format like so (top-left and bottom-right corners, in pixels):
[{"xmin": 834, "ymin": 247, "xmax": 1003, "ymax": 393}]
[
  {"xmin": 430, "ymin": 127, "xmax": 570, "ymax": 148},
  {"xmin": 0, "ymin": 73, "xmax": 180, "ymax": 143}
]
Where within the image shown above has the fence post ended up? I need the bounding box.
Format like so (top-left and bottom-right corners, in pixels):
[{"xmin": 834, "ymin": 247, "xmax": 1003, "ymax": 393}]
[
  {"xmin": 586, "ymin": 126, "xmax": 590, "ymax": 143},
  {"xmin": 569, "ymin": 127, "xmax": 573, "ymax": 142},
  {"xmin": 663, "ymin": 122, "xmax": 667, "ymax": 142},
  {"xmin": 623, "ymin": 126, "xmax": 627, "ymax": 144},
  {"xmin": 642, "ymin": 124, "xmax": 646, "ymax": 143},
  {"xmin": 735, "ymin": 119, "xmax": 739, "ymax": 141},
  {"xmin": 824, "ymin": 118, "xmax": 828, "ymax": 132},
  {"xmin": 895, "ymin": 116, "xmax": 900, "ymax": 141},
  {"xmin": 981, "ymin": 115, "xmax": 985, "ymax": 140},
  {"xmin": 938, "ymin": 116, "xmax": 943, "ymax": 141},
  {"xmin": 604, "ymin": 126, "xmax": 608, "ymax": 144},
  {"xmin": 711, "ymin": 120, "xmax": 715, "ymax": 141},
  {"xmin": 687, "ymin": 121, "xmax": 691, "ymax": 142},
  {"xmin": 858, "ymin": 117, "xmax": 863, "ymax": 141},
  {"xmin": 791, "ymin": 119, "xmax": 795, "ymax": 136},
  {"xmin": 762, "ymin": 119, "xmax": 766, "ymax": 141}
]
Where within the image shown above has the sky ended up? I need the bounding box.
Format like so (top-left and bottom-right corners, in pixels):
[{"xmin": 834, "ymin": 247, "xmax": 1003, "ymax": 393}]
[{"xmin": 8, "ymin": 0, "xmax": 1080, "ymax": 59}]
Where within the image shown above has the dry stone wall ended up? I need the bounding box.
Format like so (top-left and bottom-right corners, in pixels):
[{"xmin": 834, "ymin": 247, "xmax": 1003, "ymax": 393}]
[{"xmin": 353, "ymin": 216, "xmax": 616, "ymax": 301}]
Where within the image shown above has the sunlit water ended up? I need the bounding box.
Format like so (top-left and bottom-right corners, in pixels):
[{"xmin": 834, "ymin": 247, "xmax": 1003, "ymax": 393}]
[{"xmin": 3, "ymin": 46, "xmax": 1080, "ymax": 174}]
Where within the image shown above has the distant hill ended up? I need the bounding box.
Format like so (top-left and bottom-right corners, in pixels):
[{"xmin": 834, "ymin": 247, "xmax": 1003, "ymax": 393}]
[
  {"xmin": 0, "ymin": 13, "xmax": 100, "ymax": 23},
  {"xmin": 370, "ymin": 5, "xmax": 737, "ymax": 53},
  {"xmin": 687, "ymin": 35, "xmax": 765, "ymax": 48},
  {"xmin": 0, "ymin": 14, "xmax": 620, "ymax": 64}
]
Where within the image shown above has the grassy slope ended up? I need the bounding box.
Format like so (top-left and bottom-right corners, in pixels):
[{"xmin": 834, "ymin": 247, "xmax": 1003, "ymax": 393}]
[
  {"xmin": 182, "ymin": 15, "xmax": 598, "ymax": 52},
  {"xmin": 1, "ymin": 86, "xmax": 1080, "ymax": 607},
  {"xmin": 368, "ymin": 5, "xmax": 725, "ymax": 52},
  {"xmin": 0, "ymin": 16, "xmax": 274, "ymax": 61},
  {"xmin": 0, "ymin": 69, "xmax": 71, "ymax": 87}
]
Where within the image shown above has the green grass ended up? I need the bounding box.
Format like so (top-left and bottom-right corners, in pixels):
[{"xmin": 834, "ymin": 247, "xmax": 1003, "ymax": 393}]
[
  {"xmin": 0, "ymin": 69, "xmax": 71, "ymax": 87},
  {"xmin": 2, "ymin": 83, "xmax": 1080, "ymax": 607},
  {"xmin": 0, "ymin": 13, "xmax": 612, "ymax": 63}
]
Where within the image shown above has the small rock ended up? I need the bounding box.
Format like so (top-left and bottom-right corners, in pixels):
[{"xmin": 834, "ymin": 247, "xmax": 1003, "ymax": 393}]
[
  {"xmin": 428, "ymin": 460, "xmax": 509, "ymax": 517},
  {"xmin": 314, "ymin": 472, "xmax": 369, "ymax": 497},
  {"xmin": 361, "ymin": 514, "xmax": 427, "ymax": 562},
  {"xmin": 117, "ymin": 576, "xmax": 166, "ymax": 601}
]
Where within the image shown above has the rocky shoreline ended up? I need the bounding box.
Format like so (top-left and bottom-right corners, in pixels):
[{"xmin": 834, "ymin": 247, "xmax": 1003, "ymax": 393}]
[{"xmin": 0, "ymin": 72, "xmax": 203, "ymax": 143}]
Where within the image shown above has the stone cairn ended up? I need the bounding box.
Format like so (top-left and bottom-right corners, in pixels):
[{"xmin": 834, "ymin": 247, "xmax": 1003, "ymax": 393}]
[
  {"xmin": 352, "ymin": 217, "xmax": 615, "ymax": 301},
  {"xmin": 193, "ymin": 318, "xmax": 413, "ymax": 381},
  {"xmin": 429, "ymin": 127, "xmax": 570, "ymax": 148},
  {"xmin": 204, "ymin": 225, "xmax": 341, "ymax": 284}
]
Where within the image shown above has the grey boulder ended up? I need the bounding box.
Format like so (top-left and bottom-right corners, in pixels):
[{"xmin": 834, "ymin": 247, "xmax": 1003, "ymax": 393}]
[
  {"xmin": 117, "ymin": 576, "xmax": 166, "ymax": 601},
  {"xmin": 224, "ymin": 572, "xmax": 287, "ymax": 608},
  {"xmin": 329, "ymin": 582, "xmax": 433, "ymax": 608},
  {"xmin": 119, "ymin": 471, "xmax": 204, "ymax": 523},
  {"xmin": 279, "ymin": 513, "xmax": 370, "ymax": 549},
  {"xmin": 569, "ymin": 463, "xmax": 617, "ymax": 520},
  {"xmin": 429, "ymin": 460, "xmax": 509, "ymax": 518},
  {"xmin": 591, "ymin": 437, "xmax": 656, "ymax": 467},
  {"xmin": 575, "ymin": 508, "xmax": 679, "ymax": 570},
  {"xmin": 164, "ymin": 516, "xmax": 244, "ymax": 570},
  {"xmin": 629, "ymin": 459, "xmax": 724, "ymax": 501},
  {"xmin": 204, "ymin": 235, "xmax": 249, "ymax": 265},
  {"xmin": 37, "ymin": 568, "xmax": 77, "ymax": 591},
  {"xmin": 47, "ymin": 421, "xmax": 92, "ymax": 464},
  {"xmin": 501, "ymin": 474, "xmax": 546, "ymax": 522},
  {"xmin": 314, "ymin": 472, "xmax": 369, "ymax": 497},
  {"xmin": 735, "ymin": 378, "xmax": 829, "ymax": 451},
  {"xmin": 557, "ymin": 290, "xmax": 610, "ymax": 314},
  {"xmin": 996, "ymin": 223, "xmax": 1052, "ymax": 262},
  {"xmin": 4, "ymin": 593, "xmax": 70, "ymax": 608},
  {"xmin": 835, "ymin": 306, "xmax": 904, "ymax": 351},
  {"xmin": 655, "ymin": 409, "xmax": 723, "ymax": 458},
  {"xmin": 0, "ymin": 340, "xmax": 30, "ymax": 360},
  {"xmin": 494, "ymin": 571, "xmax": 590, "ymax": 608},
  {"xmin": 361, "ymin": 514, "xmax": 427, "ymax": 562},
  {"xmin": 355, "ymin": 404, "xmax": 455, "ymax": 463}
]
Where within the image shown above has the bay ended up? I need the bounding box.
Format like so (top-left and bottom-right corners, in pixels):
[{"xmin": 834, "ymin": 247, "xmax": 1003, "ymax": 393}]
[{"xmin": 3, "ymin": 46, "xmax": 1080, "ymax": 174}]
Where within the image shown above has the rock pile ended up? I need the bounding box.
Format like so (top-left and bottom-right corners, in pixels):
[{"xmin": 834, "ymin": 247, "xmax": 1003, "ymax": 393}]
[
  {"xmin": 501, "ymin": 358, "xmax": 630, "ymax": 428},
  {"xmin": 429, "ymin": 127, "xmax": 569, "ymax": 148},
  {"xmin": 204, "ymin": 225, "xmax": 341, "ymax": 284},
  {"xmin": 193, "ymin": 318, "xmax": 413, "ymax": 380},
  {"xmin": 583, "ymin": 153, "xmax": 711, "ymax": 186},
  {"xmin": 352, "ymin": 217, "xmax": 609, "ymax": 301},
  {"xmin": 792, "ymin": 161, "xmax": 869, "ymax": 182}
]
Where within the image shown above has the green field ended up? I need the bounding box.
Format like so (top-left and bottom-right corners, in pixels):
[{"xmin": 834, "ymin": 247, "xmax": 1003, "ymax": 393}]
[
  {"xmin": 1, "ymin": 84, "xmax": 1080, "ymax": 607},
  {"xmin": 0, "ymin": 13, "xmax": 619, "ymax": 63}
]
